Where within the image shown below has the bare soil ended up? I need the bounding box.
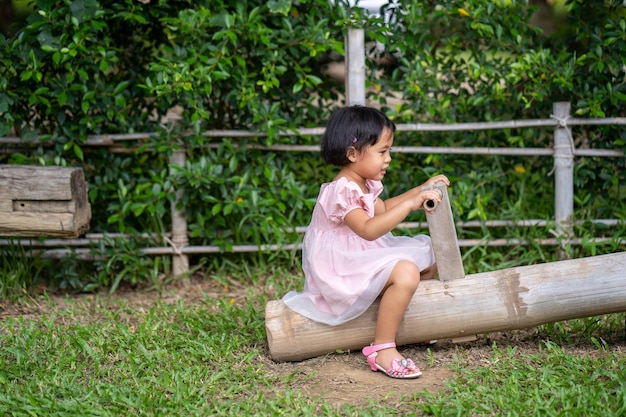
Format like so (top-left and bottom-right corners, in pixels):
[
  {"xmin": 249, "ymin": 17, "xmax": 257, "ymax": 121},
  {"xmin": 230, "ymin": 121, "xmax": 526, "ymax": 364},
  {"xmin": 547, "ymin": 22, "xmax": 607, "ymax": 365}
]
[
  {"xmin": 261, "ymin": 328, "xmax": 546, "ymax": 407},
  {"xmin": 1, "ymin": 275, "xmax": 622, "ymax": 410}
]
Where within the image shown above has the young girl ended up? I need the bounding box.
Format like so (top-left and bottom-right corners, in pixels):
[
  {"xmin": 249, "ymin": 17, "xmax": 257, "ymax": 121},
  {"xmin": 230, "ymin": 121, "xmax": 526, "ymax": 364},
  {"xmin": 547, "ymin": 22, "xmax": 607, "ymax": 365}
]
[{"xmin": 282, "ymin": 105, "xmax": 449, "ymax": 379}]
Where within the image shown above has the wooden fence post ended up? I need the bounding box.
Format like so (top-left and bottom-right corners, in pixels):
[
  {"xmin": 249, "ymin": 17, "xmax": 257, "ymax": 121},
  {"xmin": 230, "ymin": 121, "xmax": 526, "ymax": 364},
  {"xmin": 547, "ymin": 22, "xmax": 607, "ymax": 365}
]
[
  {"xmin": 345, "ymin": 28, "xmax": 366, "ymax": 106},
  {"xmin": 553, "ymin": 102, "xmax": 574, "ymax": 258},
  {"xmin": 169, "ymin": 148, "xmax": 189, "ymax": 275}
]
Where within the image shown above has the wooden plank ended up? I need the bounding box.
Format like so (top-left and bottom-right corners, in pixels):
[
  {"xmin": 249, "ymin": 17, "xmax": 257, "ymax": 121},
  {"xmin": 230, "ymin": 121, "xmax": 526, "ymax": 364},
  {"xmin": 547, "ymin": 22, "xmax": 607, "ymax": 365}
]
[
  {"xmin": 12, "ymin": 200, "xmax": 76, "ymax": 213},
  {"xmin": 425, "ymin": 182, "xmax": 473, "ymax": 342},
  {"xmin": 425, "ymin": 183, "xmax": 465, "ymax": 281},
  {"xmin": 265, "ymin": 251, "xmax": 626, "ymax": 362},
  {"xmin": 0, "ymin": 165, "xmax": 79, "ymax": 200},
  {"xmin": 0, "ymin": 165, "xmax": 91, "ymax": 237},
  {"xmin": 0, "ymin": 212, "xmax": 89, "ymax": 237}
]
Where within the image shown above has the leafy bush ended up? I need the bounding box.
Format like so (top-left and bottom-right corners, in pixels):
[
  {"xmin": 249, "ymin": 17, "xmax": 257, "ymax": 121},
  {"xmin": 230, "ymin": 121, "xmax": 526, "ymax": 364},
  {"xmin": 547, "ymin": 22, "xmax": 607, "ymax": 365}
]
[
  {"xmin": 0, "ymin": 241, "xmax": 43, "ymax": 300},
  {"xmin": 370, "ymin": 0, "xmax": 626, "ymax": 234},
  {"xmin": 0, "ymin": 0, "xmax": 624, "ymax": 292}
]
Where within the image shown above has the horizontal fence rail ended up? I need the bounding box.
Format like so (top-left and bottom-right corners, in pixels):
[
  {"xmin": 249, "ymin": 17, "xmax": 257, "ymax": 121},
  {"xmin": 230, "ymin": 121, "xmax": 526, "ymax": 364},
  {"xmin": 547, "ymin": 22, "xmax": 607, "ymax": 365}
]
[
  {"xmin": 2, "ymin": 119, "xmax": 625, "ymax": 148},
  {"xmin": 1, "ymin": 104, "xmax": 625, "ymax": 275}
]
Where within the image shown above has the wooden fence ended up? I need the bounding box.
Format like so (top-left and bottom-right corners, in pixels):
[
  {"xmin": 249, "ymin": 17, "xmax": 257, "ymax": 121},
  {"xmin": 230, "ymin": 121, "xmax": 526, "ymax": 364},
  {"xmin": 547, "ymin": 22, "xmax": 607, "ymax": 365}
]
[{"xmin": 1, "ymin": 29, "xmax": 625, "ymax": 276}]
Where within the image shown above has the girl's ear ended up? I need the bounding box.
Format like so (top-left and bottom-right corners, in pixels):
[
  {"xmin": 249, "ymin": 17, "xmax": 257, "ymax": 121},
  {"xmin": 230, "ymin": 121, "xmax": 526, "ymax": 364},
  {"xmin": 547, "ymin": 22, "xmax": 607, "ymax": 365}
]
[{"xmin": 346, "ymin": 146, "xmax": 358, "ymax": 162}]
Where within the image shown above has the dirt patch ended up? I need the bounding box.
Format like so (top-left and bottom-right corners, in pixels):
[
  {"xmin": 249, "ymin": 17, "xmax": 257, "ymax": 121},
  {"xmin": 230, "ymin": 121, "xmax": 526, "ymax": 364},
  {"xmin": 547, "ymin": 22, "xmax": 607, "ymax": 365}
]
[
  {"xmin": 258, "ymin": 331, "xmax": 554, "ymax": 408},
  {"xmin": 263, "ymin": 342, "xmax": 457, "ymax": 404}
]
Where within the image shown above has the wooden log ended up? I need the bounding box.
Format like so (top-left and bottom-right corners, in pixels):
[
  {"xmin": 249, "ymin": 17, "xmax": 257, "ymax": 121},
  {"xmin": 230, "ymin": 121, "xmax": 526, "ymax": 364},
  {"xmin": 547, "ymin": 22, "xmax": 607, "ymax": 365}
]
[
  {"xmin": 265, "ymin": 251, "xmax": 626, "ymax": 361},
  {"xmin": 0, "ymin": 165, "xmax": 91, "ymax": 238}
]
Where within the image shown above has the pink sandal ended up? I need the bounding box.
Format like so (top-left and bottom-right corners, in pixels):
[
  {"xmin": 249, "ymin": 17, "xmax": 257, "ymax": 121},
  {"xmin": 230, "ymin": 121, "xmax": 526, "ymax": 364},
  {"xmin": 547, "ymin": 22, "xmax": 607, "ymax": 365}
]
[{"xmin": 362, "ymin": 342, "xmax": 422, "ymax": 379}]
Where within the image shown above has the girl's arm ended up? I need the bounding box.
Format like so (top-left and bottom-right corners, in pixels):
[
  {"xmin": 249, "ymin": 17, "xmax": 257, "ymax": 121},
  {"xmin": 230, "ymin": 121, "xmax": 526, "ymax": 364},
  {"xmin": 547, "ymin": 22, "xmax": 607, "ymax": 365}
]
[
  {"xmin": 384, "ymin": 174, "xmax": 450, "ymax": 212},
  {"xmin": 344, "ymin": 187, "xmax": 443, "ymax": 241}
]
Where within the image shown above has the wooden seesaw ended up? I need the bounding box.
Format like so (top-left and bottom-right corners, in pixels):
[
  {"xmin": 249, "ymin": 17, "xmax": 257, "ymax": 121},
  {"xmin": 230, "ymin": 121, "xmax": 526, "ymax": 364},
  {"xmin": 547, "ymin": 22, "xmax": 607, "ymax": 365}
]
[
  {"xmin": 265, "ymin": 183, "xmax": 626, "ymax": 362},
  {"xmin": 0, "ymin": 165, "xmax": 91, "ymax": 238}
]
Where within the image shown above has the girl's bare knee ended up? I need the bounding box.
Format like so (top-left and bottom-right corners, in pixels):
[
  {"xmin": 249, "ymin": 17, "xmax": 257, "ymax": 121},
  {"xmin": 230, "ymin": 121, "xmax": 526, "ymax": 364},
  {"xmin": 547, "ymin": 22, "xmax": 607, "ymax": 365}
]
[{"xmin": 390, "ymin": 260, "xmax": 421, "ymax": 291}]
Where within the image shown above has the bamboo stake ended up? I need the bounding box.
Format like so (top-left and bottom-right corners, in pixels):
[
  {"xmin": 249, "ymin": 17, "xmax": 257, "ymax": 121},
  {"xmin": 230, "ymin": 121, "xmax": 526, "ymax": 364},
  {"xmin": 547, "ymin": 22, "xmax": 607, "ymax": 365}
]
[
  {"xmin": 169, "ymin": 148, "xmax": 189, "ymax": 275},
  {"xmin": 553, "ymin": 102, "xmax": 574, "ymax": 259}
]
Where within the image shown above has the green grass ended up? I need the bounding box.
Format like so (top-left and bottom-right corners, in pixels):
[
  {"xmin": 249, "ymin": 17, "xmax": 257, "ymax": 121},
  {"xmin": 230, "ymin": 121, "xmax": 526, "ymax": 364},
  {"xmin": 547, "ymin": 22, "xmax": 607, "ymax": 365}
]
[
  {"xmin": 0, "ymin": 265, "xmax": 625, "ymax": 416},
  {"xmin": 0, "ymin": 295, "xmax": 319, "ymax": 416},
  {"xmin": 417, "ymin": 342, "xmax": 626, "ymax": 417}
]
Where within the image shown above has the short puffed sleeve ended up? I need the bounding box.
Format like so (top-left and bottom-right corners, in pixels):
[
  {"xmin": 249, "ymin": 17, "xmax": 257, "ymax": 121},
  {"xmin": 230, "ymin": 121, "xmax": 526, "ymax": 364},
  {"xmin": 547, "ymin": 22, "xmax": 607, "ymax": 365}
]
[{"xmin": 318, "ymin": 178, "xmax": 379, "ymax": 223}]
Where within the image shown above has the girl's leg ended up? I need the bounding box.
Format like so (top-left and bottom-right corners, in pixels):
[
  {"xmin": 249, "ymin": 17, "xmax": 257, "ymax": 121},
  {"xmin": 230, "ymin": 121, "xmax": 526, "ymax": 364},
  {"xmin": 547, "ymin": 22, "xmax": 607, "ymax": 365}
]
[
  {"xmin": 420, "ymin": 263, "xmax": 438, "ymax": 280},
  {"xmin": 373, "ymin": 260, "xmax": 421, "ymax": 370}
]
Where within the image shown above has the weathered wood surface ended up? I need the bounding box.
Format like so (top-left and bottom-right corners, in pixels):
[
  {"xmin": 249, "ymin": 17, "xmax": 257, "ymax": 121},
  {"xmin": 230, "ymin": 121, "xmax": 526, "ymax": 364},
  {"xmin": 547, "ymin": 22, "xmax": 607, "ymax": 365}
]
[
  {"xmin": 266, "ymin": 251, "xmax": 626, "ymax": 362},
  {"xmin": 0, "ymin": 165, "xmax": 91, "ymax": 237},
  {"xmin": 426, "ymin": 183, "xmax": 465, "ymax": 281}
]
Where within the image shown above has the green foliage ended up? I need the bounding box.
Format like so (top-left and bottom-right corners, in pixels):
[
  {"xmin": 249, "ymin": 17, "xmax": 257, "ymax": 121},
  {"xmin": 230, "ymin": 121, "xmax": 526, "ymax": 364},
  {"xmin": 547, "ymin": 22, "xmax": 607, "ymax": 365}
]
[
  {"xmin": 92, "ymin": 149, "xmax": 172, "ymax": 233},
  {"xmin": 373, "ymin": 0, "xmax": 625, "ymax": 211},
  {"xmin": 170, "ymin": 141, "xmax": 310, "ymax": 249},
  {"xmin": 0, "ymin": 241, "xmax": 42, "ymax": 301},
  {"xmin": 380, "ymin": 1, "xmax": 542, "ymax": 122},
  {"xmin": 0, "ymin": 0, "xmax": 170, "ymax": 146},
  {"xmin": 142, "ymin": 1, "xmax": 345, "ymax": 136},
  {"xmin": 92, "ymin": 235, "xmax": 171, "ymax": 294},
  {"xmin": 0, "ymin": 0, "xmax": 625, "ymax": 291},
  {"xmin": 370, "ymin": 0, "xmax": 626, "ymax": 122},
  {"xmin": 47, "ymin": 252, "xmax": 101, "ymax": 292},
  {"xmin": 0, "ymin": 0, "xmax": 349, "ymax": 291}
]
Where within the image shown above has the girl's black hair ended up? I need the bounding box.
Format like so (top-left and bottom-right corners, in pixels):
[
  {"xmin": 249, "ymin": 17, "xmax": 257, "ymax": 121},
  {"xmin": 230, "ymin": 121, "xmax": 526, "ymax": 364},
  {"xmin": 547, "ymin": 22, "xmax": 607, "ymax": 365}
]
[{"xmin": 320, "ymin": 105, "xmax": 396, "ymax": 166}]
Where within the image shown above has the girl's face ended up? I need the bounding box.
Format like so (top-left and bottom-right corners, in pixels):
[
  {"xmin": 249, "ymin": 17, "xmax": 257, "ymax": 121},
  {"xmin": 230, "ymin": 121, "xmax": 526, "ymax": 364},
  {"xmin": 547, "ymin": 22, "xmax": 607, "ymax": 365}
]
[{"xmin": 350, "ymin": 127, "xmax": 393, "ymax": 181}]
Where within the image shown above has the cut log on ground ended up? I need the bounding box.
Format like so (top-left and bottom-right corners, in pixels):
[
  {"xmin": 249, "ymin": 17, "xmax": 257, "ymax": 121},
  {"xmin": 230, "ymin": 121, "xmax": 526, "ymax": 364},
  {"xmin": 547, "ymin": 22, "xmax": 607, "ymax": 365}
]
[
  {"xmin": 265, "ymin": 251, "xmax": 626, "ymax": 362},
  {"xmin": 0, "ymin": 165, "xmax": 91, "ymax": 238}
]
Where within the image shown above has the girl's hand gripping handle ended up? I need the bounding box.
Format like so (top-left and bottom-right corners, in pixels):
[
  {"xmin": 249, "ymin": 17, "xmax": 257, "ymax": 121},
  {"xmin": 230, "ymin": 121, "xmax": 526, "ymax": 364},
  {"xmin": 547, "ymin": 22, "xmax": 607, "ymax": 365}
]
[{"xmin": 422, "ymin": 182, "xmax": 446, "ymax": 213}]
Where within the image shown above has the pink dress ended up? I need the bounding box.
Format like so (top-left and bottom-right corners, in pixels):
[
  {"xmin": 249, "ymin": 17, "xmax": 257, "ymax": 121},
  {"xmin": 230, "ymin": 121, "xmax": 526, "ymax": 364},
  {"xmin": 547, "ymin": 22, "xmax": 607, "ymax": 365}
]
[{"xmin": 282, "ymin": 177, "xmax": 435, "ymax": 326}]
